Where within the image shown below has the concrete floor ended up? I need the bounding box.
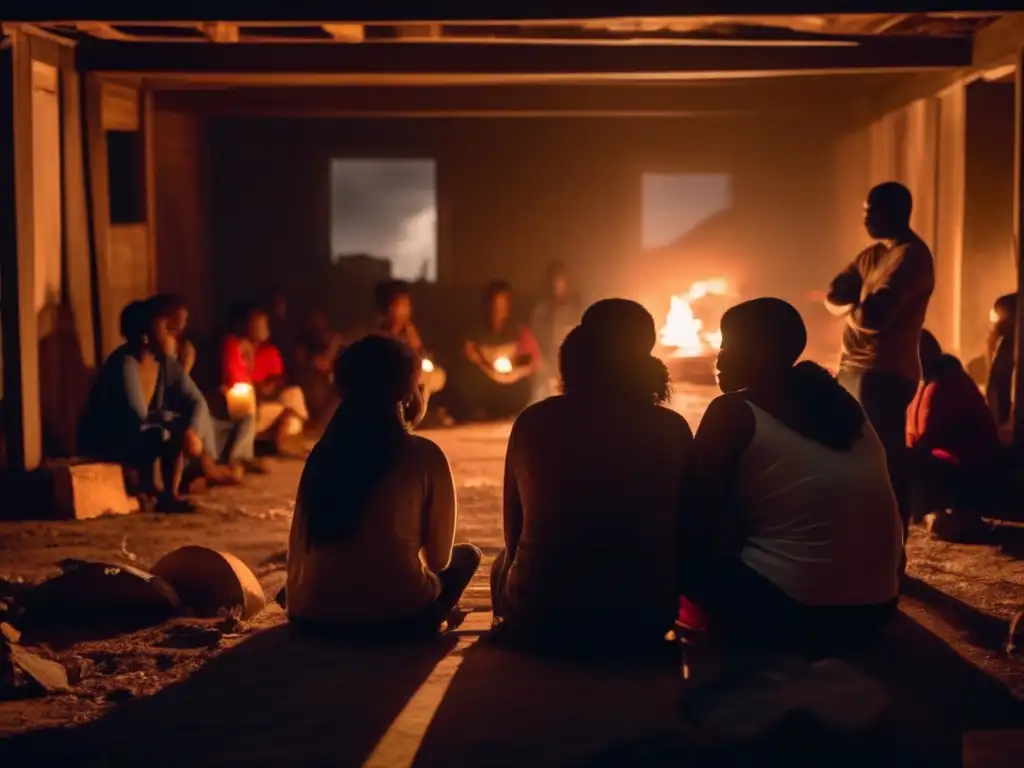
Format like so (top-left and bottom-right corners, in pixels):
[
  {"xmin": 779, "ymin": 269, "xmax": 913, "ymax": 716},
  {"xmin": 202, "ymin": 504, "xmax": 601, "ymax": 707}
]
[{"xmin": 0, "ymin": 384, "xmax": 1022, "ymax": 765}]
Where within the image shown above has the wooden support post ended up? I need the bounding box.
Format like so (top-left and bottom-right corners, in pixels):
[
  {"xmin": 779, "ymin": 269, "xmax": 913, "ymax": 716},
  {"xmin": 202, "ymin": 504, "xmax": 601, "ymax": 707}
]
[
  {"xmin": 1013, "ymin": 47, "xmax": 1024, "ymax": 448},
  {"xmin": 0, "ymin": 29, "xmax": 42, "ymax": 470}
]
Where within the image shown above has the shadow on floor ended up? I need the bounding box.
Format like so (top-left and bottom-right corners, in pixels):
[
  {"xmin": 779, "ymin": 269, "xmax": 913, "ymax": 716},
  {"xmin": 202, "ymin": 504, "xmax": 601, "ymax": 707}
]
[
  {"xmin": 2, "ymin": 612, "xmax": 1020, "ymax": 767},
  {"xmin": 0, "ymin": 626, "xmax": 456, "ymax": 767},
  {"xmin": 902, "ymin": 576, "xmax": 1014, "ymax": 651}
]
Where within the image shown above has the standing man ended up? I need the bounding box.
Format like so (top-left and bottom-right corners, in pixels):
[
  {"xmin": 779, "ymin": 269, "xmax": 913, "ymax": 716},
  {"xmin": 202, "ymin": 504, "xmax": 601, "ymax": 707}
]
[
  {"xmin": 825, "ymin": 181, "xmax": 935, "ymax": 536},
  {"xmin": 530, "ymin": 261, "xmax": 582, "ymax": 401}
]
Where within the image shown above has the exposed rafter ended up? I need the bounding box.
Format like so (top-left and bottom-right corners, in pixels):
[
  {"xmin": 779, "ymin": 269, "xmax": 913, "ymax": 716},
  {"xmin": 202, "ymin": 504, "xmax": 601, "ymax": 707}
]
[
  {"xmin": 201, "ymin": 22, "xmax": 239, "ymax": 43},
  {"xmin": 322, "ymin": 24, "xmax": 364, "ymax": 42}
]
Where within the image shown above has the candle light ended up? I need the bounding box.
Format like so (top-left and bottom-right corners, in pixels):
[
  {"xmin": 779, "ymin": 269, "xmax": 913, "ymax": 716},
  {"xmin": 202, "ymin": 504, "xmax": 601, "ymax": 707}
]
[
  {"xmin": 494, "ymin": 356, "xmax": 513, "ymax": 374},
  {"xmin": 422, "ymin": 358, "xmax": 435, "ymax": 373},
  {"xmin": 226, "ymin": 382, "xmax": 256, "ymax": 420}
]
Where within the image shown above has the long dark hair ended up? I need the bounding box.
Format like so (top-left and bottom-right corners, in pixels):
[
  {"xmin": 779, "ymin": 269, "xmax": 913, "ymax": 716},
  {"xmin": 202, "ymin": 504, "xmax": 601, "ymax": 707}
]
[
  {"xmin": 297, "ymin": 335, "xmax": 419, "ymax": 547},
  {"xmin": 784, "ymin": 361, "xmax": 865, "ymax": 451}
]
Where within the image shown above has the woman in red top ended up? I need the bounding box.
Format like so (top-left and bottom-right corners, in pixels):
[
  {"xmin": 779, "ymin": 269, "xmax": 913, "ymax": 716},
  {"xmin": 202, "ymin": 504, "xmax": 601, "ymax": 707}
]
[
  {"xmin": 222, "ymin": 302, "xmax": 309, "ymax": 455},
  {"xmin": 906, "ymin": 330, "xmax": 1000, "ymax": 523}
]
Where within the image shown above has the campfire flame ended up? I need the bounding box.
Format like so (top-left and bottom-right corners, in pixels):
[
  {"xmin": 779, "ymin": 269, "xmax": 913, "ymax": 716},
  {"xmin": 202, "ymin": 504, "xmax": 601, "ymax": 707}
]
[{"xmin": 659, "ymin": 278, "xmax": 730, "ymax": 358}]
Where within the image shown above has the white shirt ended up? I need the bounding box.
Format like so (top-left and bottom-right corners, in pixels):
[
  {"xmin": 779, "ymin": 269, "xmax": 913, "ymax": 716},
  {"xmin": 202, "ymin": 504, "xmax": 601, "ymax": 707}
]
[{"xmin": 737, "ymin": 404, "xmax": 902, "ymax": 607}]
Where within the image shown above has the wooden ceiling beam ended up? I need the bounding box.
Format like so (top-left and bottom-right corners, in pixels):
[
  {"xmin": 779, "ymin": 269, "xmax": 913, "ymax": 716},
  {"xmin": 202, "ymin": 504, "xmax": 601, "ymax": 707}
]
[
  {"xmin": 76, "ymin": 36, "xmax": 972, "ymax": 77},
  {"xmin": 322, "ymin": 24, "xmax": 364, "ymax": 42},
  {"xmin": 201, "ymin": 23, "xmax": 240, "ymax": 43},
  {"xmin": 17, "ymin": 4, "xmax": 998, "ymax": 23},
  {"xmin": 152, "ymin": 81, "xmax": 878, "ymax": 117}
]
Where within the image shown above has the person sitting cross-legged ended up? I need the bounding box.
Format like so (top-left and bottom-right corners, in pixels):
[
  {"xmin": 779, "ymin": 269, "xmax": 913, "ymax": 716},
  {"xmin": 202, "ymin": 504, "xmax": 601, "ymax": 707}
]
[
  {"xmin": 78, "ymin": 300, "xmax": 214, "ymax": 512},
  {"xmin": 907, "ymin": 330, "xmax": 1001, "ymax": 539},
  {"xmin": 684, "ymin": 298, "xmax": 901, "ymax": 652},
  {"xmin": 287, "ymin": 335, "xmax": 482, "ymax": 640},
  {"xmin": 222, "ymin": 302, "xmax": 309, "ymax": 456},
  {"xmin": 491, "ymin": 299, "xmax": 695, "ymax": 659}
]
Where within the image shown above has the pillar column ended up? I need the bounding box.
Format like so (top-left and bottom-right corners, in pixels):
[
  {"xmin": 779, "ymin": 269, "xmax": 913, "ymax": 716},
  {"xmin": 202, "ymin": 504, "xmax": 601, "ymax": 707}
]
[
  {"xmin": 1012, "ymin": 47, "xmax": 1024, "ymax": 446},
  {"xmin": 0, "ymin": 28, "xmax": 42, "ymax": 470}
]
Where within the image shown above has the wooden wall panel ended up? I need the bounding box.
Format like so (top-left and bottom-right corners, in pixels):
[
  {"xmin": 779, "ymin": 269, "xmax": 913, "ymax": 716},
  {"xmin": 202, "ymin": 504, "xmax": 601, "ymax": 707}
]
[{"xmin": 152, "ymin": 108, "xmax": 213, "ymax": 339}]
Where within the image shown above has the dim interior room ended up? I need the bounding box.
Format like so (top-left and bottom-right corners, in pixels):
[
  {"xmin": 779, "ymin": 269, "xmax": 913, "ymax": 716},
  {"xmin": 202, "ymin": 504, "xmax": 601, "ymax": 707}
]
[{"xmin": 171, "ymin": 104, "xmax": 841, "ymax": 375}]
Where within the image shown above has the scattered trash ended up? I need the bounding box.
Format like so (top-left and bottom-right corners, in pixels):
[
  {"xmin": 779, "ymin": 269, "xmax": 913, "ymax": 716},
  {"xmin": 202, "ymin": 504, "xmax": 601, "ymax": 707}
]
[
  {"xmin": 1, "ymin": 625, "xmax": 70, "ymax": 698},
  {"xmin": 20, "ymin": 561, "xmax": 182, "ymax": 624},
  {"xmin": 1008, "ymin": 611, "xmax": 1022, "ymax": 656},
  {"xmin": 151, "ymin": 546, "xmax": 265, "ymax": 620},
  {"xmin": 120, "ymin": 535, "xmax": 140, "ymax": 563}
]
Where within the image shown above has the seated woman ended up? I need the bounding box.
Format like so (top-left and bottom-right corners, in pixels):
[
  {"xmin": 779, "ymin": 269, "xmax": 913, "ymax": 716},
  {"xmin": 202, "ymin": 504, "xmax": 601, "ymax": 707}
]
[
  {"xmin": 293, "ymin": 308, "xmax": 345, "ymax": 428},
  {"xmin": 287, "ymin": 335, "xmax": 482, "ymax": 638},
  {"xmin": 222, "ymin": 302, "xmax": 309, "ymax": 455},
  {"xmin": 454, "ymin": 280, "xmax": 541, "ymax": 421},
  {"xmin": 686, "ymin": 298, "xmax": 901, "ymax": 651},
  {"xmin": 907, "ymin": 331, "xmax": 1000, "ymax": 533},
  {"xmin": 491, "ymin": 299, "xmax": 695, "ymax": 658},
  {"xmin": 375, "ymin": 279, "xmax": 449, "ymax": 426},
  {"xmin": 78, "ymin": 300, "xmax": 213, "ymax": 512}
]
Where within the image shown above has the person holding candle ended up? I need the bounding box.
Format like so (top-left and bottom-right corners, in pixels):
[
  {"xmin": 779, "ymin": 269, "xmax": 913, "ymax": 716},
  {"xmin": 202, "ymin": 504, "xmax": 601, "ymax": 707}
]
[
  {"xmin": 375, "ymin": 279, "xmax": 449, "ymax": 426},
  {"xmin": 222, "ymin": 302, "xmax": 309, "ymax": 456},
  {"xmin": 453, "ymin": 280, "xmax": 541, "ymax": 421},
  {"xmin": 287, "ymin": 334, "xmax": 481, "ymax": 638}
]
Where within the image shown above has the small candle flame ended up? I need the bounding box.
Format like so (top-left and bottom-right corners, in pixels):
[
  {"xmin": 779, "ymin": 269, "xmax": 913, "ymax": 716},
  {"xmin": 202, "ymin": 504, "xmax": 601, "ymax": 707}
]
[
  {"xmin": 494, "ymin": 356, "xmax": 513, "ymax": 374},
  {"xmin": 421, "ymin": 358, "xmax": 435, "ymax": 373},
  {"xmin": 229, "ymin": 382, "xmax": 254, "ymax": 398}
]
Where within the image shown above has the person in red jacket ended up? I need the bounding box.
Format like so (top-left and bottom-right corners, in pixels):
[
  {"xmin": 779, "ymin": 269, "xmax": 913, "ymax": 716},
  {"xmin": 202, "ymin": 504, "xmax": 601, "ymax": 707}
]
[
  {"xmin": 906, "ymin": 330, "xmax": 1000, "ymax": 525},
  {"xmin": 222, "ymin": 302, "xmax": 309, "ymax": 455}
]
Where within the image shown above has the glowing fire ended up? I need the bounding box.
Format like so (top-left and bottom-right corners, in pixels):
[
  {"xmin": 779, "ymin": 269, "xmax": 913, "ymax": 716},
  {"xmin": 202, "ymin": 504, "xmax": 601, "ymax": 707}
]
[
  {"xmin": 494, "ymin": 356, "xmax": 513, "ymax": 374},
  {"xmin": 660, "ymin": 278, "xmax": 730, "ymax": 358}
]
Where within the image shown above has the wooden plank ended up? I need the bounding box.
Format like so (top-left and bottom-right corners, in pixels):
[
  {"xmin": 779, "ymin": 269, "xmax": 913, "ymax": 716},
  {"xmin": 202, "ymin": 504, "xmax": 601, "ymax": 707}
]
[
  {"xmin": 1013, "ymin": 47, "xmax": 1024, "ymax": 449},
  {"xmin": 152, "ymin": 79, "xmax": 877, "ymax": 118},
  {"xmin": 76, "ymin": 36, "xmax": 973, "ymax": 78},
  {"xmin": 973, "ymin": 12, "xmax": 1024, "ymax": 68},
  {"xmin": 100, "ymin": 81, "xmax": 139, "ymax": 130},
  {"xmin": 143, "ymin": 90, "xmax": 157, "ymax": 296},
  {"xmin": 0, "ymin": 29, "xmax": 42, "ymax": 470},
  {"xmin": 84, "ymin": 73, "xmax": 118, "ymax": 358},
  {"xmin": 59, "ymin": 46, "xmax": 97, "ymax": 369},
  {"xmin": 14, "ymin": 3, "xmax": 1001, "ymax": 22}
]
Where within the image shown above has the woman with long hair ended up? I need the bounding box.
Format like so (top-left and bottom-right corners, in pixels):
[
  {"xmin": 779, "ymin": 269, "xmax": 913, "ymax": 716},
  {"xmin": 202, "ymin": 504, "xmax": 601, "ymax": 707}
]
[
  {"xmin": 492, "ymin": 299, "xmax": 695, "ymax": 657},
  {"xmin": 287, "ymin": 335, "xmax": 481, "ymax": 638},
  {"xmin": 686, "ymin": 297, "xmax": 901, "ymax": 650}
]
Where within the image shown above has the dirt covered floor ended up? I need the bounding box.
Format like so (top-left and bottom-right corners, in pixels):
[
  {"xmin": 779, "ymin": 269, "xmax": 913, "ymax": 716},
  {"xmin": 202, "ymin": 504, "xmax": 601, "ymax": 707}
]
[{"xmin": 0, "ymin": 384, "xmax": 1021, "ymax": 764}]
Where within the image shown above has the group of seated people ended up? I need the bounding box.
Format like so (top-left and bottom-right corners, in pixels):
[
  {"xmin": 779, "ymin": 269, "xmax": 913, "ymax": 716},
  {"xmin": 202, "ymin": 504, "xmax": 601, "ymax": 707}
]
[
  {"xmin": 78, "ymin": 294, "xmax": 312, "ymax": 512},
  {"xmin": 287, "ymin": 295, "xmax": 904, "ymax": 656},
  {"xmin": 371, "ymin": 262, "xmax": 582, "ymax": 425},
  {"xmin": 904, "ymin": 293, "xmax": 1024, "ymax": 535}
]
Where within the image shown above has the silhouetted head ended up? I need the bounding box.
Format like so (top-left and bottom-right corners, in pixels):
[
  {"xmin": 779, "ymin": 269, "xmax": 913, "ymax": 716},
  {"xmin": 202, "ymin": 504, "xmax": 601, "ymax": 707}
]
[
  {"xmin": 864, "ymin": 181, "xmax": 913, "ymax": 240},
  {"xmin": 992, "ymin": 293, "xmax": 1017, "ymax": 332},
  {"xmin": 144, "ymin": 296, "xmax": 180, "ymax": 359},
  {"xmin": 150, "ymin": 294, "xmax": 188, "ymax": 339},
  {"xmin": 485, "ymin": 280, "xmax": 513, "ymax": 330},
  {"xmin": 717, "ymin": 298, "xmax": 807, "ymax": 393},
  {"xmin": 333, "ymin": 334, "xmax": 419, "ymax": 415},
  {"xmin": 119, "ymin": 301, "xmax": 150, "ymax": 350},
  {"xmin": 546, "ymin": 261, "xmax": 568, "ymax": 299},
  {"xmin": 563, "ymin": 299, "xmax": 670, "ymax": 404},
  {"xmin": 375, "ymin": 279, "xmax": 413, "ymax": 328}
]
